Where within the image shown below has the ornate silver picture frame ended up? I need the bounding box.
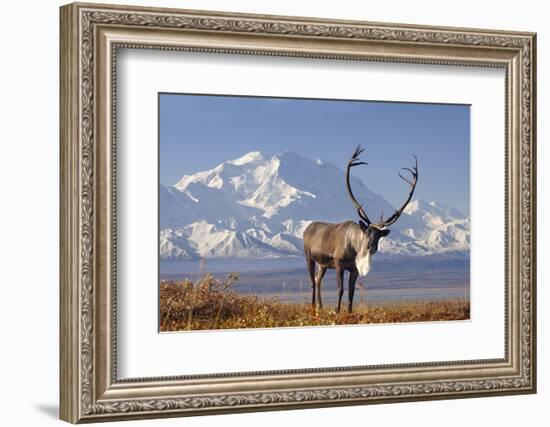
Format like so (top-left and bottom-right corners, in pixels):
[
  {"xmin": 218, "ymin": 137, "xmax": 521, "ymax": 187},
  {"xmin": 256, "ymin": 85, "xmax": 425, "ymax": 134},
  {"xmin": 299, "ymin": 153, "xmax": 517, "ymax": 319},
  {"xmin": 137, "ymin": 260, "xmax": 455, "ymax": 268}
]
[{"xmin": 60, "ymin": 2, "xmax": 536, "ymax": 423}]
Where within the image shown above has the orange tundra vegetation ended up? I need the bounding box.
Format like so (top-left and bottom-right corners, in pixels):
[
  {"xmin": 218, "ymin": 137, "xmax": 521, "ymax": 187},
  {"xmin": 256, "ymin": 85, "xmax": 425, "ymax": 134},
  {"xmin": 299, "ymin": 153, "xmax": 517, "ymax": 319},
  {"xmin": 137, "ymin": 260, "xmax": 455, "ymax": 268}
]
[{"xmin": 159, "ymin": 274, "xmax": 470, "ymax": 332}]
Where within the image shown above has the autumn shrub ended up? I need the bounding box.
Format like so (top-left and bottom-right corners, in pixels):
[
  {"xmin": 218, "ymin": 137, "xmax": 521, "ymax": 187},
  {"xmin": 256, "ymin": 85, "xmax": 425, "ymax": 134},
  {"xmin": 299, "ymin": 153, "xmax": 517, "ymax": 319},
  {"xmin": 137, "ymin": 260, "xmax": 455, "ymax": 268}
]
[{"xmin": 159, "ymin": 274, "xmax": 470, "ymax": 332}]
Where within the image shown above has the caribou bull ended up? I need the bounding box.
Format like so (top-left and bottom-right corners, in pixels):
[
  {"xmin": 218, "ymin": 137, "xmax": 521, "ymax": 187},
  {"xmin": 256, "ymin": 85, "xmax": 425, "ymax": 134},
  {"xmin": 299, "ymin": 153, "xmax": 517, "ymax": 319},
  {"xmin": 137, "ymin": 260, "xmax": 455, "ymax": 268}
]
[{"xmin": 303, "ymin": 146, "xmax": 418, "ymax": 313}]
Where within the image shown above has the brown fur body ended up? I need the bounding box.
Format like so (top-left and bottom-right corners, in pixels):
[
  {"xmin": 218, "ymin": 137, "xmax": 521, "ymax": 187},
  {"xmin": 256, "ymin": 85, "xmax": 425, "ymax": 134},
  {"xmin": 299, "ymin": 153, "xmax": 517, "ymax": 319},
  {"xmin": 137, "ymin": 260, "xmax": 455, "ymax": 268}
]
[{"xmin": 303, "ymin": 221, "xmax": 362, "ymax": 269}]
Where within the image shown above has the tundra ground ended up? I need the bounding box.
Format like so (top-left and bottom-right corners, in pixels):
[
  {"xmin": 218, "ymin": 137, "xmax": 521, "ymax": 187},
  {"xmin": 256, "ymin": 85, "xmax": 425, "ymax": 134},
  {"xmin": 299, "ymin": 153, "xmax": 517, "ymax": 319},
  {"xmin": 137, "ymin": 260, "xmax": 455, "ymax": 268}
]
[{"xmin": 159, "ymin": 275, "xmax": 470, "ymax": 332}]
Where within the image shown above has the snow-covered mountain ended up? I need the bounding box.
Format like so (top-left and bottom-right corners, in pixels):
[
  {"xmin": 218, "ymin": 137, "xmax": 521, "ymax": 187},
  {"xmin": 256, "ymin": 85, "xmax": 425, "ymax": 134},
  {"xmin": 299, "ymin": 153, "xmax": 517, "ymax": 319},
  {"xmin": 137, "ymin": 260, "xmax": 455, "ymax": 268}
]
[{"xmin": 160, "ymin": 151, "xmax": 469, "ymax": 259}]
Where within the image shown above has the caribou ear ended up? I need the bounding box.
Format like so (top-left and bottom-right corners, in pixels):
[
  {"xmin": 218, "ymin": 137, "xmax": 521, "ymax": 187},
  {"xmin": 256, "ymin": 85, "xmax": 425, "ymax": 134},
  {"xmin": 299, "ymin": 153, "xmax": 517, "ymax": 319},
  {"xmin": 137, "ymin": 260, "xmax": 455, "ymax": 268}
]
[
  {"xmin": 358, "ymin": 220, "xmax": 369, "ymax": 231},
  {"xmin": 380, "ymin": 228, "xmax": 391, "ymax": 237}
]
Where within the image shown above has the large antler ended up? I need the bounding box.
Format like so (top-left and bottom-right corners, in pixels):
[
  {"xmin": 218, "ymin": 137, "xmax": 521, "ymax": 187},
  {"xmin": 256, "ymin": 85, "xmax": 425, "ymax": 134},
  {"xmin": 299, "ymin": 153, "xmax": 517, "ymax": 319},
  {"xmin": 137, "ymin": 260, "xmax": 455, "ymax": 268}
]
[
  {"xmin": 379, "ymin": 155, "xmax": 418, "ymax": 227},
  {"xmin": 346, "ymin": 145, "xmax": 372, "ymax": 226}
]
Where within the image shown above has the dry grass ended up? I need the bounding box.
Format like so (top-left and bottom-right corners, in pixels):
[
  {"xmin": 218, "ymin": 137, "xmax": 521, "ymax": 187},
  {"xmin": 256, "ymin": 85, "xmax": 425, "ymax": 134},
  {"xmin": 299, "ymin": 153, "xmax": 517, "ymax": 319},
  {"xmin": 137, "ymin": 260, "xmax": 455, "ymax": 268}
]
[{"xmin": 159, "ymin": 274, "xmax": 470, "ymax": 332}]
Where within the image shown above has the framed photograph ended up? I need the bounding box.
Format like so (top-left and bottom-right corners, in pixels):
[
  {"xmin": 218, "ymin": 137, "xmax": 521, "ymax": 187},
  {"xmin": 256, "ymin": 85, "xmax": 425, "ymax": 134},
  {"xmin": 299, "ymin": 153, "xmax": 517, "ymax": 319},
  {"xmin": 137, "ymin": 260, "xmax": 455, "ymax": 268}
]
[{"xmin": 60, "ymin": 2, "xmax": 536, "ymax": 423}]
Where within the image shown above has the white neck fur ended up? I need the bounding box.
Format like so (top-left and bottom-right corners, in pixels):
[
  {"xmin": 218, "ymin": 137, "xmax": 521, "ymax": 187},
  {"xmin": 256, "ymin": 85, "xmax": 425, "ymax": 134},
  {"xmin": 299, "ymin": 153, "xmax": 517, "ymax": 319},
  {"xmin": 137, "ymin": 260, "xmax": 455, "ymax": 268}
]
[{"xmin": 356, "ymin": 251, "xmax": 372, "ymax": 276}]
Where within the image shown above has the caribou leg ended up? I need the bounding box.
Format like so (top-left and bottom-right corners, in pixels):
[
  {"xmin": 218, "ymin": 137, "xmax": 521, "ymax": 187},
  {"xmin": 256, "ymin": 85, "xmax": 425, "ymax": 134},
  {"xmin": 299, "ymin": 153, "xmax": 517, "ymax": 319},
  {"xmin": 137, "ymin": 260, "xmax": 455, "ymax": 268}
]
[
  {"xmin": 348, "ymin": 269, "xmax": 359, "ymax": 313},
  {"xmin": 336, "ymin": 267, "xmax": 345, "ymax": 313},
  {"xmin": 315, "ymin": 266, "xmax": 327, "ymax": 310},
  {"xmin": 306, "ymin": 257, "xmax": 316, "ymax": 307}
]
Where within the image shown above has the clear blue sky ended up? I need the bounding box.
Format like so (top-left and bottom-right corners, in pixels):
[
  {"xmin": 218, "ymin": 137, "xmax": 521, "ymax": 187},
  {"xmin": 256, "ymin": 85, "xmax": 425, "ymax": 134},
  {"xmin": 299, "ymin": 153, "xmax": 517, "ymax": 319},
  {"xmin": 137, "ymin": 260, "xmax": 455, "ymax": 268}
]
[{"xmin": 159, "ymin": 93, "xmax": 470, "ymax": 215}]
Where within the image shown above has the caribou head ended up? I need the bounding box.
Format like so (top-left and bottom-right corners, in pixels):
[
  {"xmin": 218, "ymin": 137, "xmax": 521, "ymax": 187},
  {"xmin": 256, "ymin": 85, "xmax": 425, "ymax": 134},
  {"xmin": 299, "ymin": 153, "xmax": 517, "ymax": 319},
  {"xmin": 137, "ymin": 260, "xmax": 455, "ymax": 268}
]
[{"xmin": 303, "ymin": 145, "xmax": 418, "ymax": 313}]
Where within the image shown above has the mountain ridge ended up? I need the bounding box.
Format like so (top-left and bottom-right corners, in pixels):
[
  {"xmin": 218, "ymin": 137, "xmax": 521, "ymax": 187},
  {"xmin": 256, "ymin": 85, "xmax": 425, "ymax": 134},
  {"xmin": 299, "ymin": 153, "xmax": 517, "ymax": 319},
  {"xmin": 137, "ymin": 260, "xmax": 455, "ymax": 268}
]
[{"xmin": 160, "ymin": 151, "xmax": 469, "ymax": 259}]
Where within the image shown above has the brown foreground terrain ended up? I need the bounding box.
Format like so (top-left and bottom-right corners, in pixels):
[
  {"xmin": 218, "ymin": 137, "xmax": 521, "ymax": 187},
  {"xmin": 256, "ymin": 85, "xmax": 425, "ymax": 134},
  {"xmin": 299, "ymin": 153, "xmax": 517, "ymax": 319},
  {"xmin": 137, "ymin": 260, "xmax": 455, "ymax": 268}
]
[{"xmin": 159, "ymin": 275, "xmax": 470, "ymax": 332}]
